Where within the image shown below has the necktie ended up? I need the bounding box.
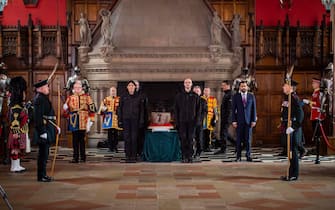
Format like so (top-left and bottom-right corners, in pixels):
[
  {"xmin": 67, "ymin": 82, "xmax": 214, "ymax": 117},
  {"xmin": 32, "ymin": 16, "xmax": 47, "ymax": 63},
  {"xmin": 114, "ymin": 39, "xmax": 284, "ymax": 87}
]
[{"xmin": 242, "ymin": 94, "xmax": 246, "ymax": 106}]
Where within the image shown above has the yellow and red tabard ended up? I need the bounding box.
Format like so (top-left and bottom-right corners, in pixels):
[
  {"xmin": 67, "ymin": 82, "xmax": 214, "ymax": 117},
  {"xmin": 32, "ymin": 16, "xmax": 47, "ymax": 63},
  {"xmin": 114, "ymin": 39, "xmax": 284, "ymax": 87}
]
[
  {"xmin": 201, "ymin": 95, "xmax": 218, "ymax": 130},
  {"xmin": 64, "ymin": 92, "xmax": 96, "ymax": 131},
  {"xmin": 310, "ymin": 89, "xmax": 326, "ymax": 121},
  {"xmin": 98, "ymin": 96, "xmax": 120, "ymax": 129},
  {"xmin": 8, "ymin": 104, "xmax": 29, "ymax": 150}
]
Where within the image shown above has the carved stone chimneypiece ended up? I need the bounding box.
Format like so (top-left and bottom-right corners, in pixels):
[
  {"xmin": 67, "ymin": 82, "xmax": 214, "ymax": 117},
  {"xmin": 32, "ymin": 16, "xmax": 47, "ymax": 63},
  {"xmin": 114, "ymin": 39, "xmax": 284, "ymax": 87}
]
[{"xmin": 78, "ymin": 0, "xmax": 243, "ymax": 142}]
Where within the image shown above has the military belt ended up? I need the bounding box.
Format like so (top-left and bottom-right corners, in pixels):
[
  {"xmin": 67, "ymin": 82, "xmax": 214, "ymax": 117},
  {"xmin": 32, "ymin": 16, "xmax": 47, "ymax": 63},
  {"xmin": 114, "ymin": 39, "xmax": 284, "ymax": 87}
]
[
  {"xmin": 280, "ymin": 117, "xmax": 297, "ymax": 122},
  {"xmin": 43, "ymin": 115, "xmax": 56, "ymax": 120}
]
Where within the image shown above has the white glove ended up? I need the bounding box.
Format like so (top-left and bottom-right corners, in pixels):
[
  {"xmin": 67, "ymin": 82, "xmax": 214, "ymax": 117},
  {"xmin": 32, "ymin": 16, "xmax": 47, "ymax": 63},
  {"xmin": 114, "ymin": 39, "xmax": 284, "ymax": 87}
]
[
  {"xmin": 102, "ymin": 106, "xmax": 107, "ymax": 112},
  {"xmin": 302, "ymin": 99, "xmax": 310, "ymax": 104},
  {"xmin": 56, "ymin": 126, "xmax": 61, "ymax": 135},
  {"xmin": 40, "ymin": 133, "xmax": 47, "ymax": 139},
  {"xmin": 63, "ymin": 103, "xmax": 69, "ymax": 111},
  {"xmin": 286, "ymin": 127, "xmax": 294, "ymax": 134},
  {"xmin": 86, "ymin": 118, "xmax": 93, "ymax": 133}
]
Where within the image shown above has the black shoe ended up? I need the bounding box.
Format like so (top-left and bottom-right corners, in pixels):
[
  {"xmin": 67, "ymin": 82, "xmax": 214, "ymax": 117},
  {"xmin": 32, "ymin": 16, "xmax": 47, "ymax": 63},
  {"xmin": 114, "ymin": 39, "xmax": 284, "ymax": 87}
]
[
  {"xmin": 38, "ymin": 176, "xmax": 52, "ymax": 182},
  {"xmin": 125, "ymin": 158, "xmax": 136, "ymax": 163},
  {"xmin": 203, "ymin": 148, "xmax": 212, "ymax": 152},
  {"xmin": 246, "ymin": 157, "xmax": 253, "ymax": 162},
  {"xmin": 280, "ymin": 176, "xmax": 298, "ymax": 181},
  {"xmin": 193, "ymin": 156, "xmax": 201, "ymax": 162},
  {"xmin": 235, "ymin": 157, "xmax": 241, "ymax": 162},
  {"xmin": 69, "ymin": 159, "xmax": 79, "ymax": 163},
  {"xmin": 214, "ymin": 149, "xmax": 226, "ymax": 155},
  {"xmin": 278, "ymin": 151, "xmax": 287, "ymax": 156},
  {"xmin": 80, "ymin": 159, "xmax": 86, "ymax": 163},
  {"xmin": 299, "ymin": 149, "xmax": 308, "ymax": 159}
]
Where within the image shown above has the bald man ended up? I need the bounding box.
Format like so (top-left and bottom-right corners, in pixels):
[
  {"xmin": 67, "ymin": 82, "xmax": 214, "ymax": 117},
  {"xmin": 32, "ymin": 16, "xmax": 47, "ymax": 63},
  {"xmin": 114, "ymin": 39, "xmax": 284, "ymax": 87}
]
[{"xmin": 174, "ymin": 78, "xmax": 201, "ymax": 163}]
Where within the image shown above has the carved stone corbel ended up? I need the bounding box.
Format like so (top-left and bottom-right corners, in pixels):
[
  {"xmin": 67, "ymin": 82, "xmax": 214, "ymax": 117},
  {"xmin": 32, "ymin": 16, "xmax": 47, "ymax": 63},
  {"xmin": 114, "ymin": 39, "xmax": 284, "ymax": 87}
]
[
  {"xmin": 100, "ymin": 45, "xmax": 115, "ymax": 58},
  {"xmin": 78, "ymin": 46, "xmax": 90, "ymax": 63},
  {"xmin": 208, "ymin": 45, "xmax": 224, "ymax": 63}
]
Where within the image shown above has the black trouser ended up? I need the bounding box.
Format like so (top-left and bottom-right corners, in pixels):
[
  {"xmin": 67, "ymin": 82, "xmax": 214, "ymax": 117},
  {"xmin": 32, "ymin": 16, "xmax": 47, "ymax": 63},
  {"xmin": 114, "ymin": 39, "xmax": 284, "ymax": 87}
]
[
  {"xmin": 178, "ymin": 122, "xmax": 195, "ymax": 160},
  {"xmin": 72, "ymin": 130, "xmax": 86, "ymax": 161},
  {"xmin": 37, "ymin": 143, "xmax": 50, "ymax": 179},
  {"xmin": 203, "ymin": 129, "xmax": 211, "ymax": 150},
  {"xmin": 281, "ymin": 127, "xmax": 305, "ymax": 154},
  {"xmin": 236, "ymin": 123, "xmax": 252, "ymax": 158},
  {"xmin": 194, "ymin": 125, "xmax": 203, "ymax": 156},
  {"xmin": 123, "ymin": 119, "xmax": 139, "ymax": 160},
  {"xmin": 220, "ymin": 123, "xmax": 235, "ymax": 151},
  {"xmin": 312, "ymin": 120, "xmax": 321, "ymax": 139},
  {"xmin": 137, "ymin": 127, "xmax": 145, "ymax": 156},
  {"xmin": 288, "ymin": 130, "xmax": 300, "ymax": 178},
  {"xmin": 107, "ymin": 128, "xmax": 118, "ymax": 151},
  {"xmin": 1, "ymin": 122, "xmax": 9, "ymax": 164}
]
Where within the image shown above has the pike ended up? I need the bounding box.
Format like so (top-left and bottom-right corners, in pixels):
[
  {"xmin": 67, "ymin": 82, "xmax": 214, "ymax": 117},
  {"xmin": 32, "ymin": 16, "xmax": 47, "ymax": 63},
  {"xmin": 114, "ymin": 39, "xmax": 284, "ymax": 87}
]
[
  {"xmin": 285, "ymin": 64, "xmax": 294, "ymax": 179},
  {"xmin": 50, "ymin": 79, "xmax": 61, "ymax": 177},
  {"xmin": 47, "ymin": 62, "xmax": 59, "ymax": 83}
]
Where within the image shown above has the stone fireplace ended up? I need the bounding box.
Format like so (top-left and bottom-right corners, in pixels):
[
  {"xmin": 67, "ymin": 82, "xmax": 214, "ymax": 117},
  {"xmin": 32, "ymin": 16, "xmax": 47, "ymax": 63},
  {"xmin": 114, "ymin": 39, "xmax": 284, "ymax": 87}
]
[{"xmin": 78, "ymin": 0, "xmax": 243, "ymax": 142}]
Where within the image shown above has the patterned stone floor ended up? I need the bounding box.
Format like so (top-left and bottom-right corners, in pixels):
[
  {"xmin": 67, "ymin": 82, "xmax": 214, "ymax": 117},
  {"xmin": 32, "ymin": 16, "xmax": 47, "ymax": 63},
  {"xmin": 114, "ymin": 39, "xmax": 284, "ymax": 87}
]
[{"xmin": 1, "ymin": 146, "xmax": 335, "ymax": 210}]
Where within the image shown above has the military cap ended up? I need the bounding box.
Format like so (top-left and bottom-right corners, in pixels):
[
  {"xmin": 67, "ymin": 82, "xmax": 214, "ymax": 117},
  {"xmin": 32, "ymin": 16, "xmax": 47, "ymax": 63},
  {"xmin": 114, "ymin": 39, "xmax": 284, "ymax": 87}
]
[
  {"xmin": 312, "ymin": 78, "xmax": 321, "ymax": 83},
  {"xmin": 34, "ymin": 79, "xmax": 48, "ymax": 88},
  {"xmin": 291, "ymin": 80, "xmax": 298, "ymax": 86},
  {"xmin": 284, "ymin": 79, "xmax": 298, "ymax": 86}
]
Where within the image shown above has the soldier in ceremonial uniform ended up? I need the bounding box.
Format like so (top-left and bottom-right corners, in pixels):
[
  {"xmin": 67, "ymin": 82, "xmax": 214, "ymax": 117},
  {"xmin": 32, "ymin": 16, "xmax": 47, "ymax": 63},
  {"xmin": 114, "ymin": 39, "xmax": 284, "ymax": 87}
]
[
  {"xmin": 63, "ymin": 80, "xmax": 96, "ymax": 163},
  {"xmin": 33, "ymin": 79, "xmax": 59, "ymax": 182},
  {"xmin": 201, "ymin": 88, "xmax": 218, "ymax": 152},
  {"xmin": 98, "ymin": 86, "xmax": 120, "ymax": 152},
  {"xmin": 303, "ymin": 78, "xmax": 326, "ymax": 140},
  {"xmin": 279, "ymin": 81, "xmax": 307, "ymax": 157},
  {"xmin": 281, "ymin": 80, "xmax": 304, "ymax": 181},
  {"xmin": 8, "ymin": 77, "xmax": 29, "ymax": 173}
]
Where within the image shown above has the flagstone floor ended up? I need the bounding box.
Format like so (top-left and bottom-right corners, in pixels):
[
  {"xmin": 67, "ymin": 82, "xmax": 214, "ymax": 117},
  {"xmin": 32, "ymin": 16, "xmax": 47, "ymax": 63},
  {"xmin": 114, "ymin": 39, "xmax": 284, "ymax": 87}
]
[{"xmin": 0, "ymin": 146, "xmax": 335, "ymax": 210}]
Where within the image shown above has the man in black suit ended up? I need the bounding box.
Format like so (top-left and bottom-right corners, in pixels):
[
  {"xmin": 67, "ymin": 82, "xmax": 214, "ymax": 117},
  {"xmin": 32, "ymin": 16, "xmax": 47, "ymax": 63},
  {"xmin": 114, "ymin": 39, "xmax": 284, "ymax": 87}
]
[
  {"xmin": 232, "ymin": 80, "xmax": 257, "ymax": 162},
  {"xmin": 215, "ymin": 80, "xmax": 235, "ymax": 154},
  {"xmin": 192, "ymin": 85, "xmax": 207, "ymax": 159}
]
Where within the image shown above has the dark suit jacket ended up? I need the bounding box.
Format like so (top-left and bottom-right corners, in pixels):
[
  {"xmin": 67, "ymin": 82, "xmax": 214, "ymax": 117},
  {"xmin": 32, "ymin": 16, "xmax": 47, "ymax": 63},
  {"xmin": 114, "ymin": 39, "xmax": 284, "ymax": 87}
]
[{"xmin": 232, "ymin": 92, "xmax": 257, "ymax": 125}]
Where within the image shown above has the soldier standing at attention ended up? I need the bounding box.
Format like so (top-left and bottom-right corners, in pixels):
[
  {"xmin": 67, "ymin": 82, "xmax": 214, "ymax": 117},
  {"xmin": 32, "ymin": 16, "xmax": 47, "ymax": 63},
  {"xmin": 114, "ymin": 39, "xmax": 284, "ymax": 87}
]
[
  {"xmin": 303, "ymin": 78, "xmax": 325, "ymax": 162},
  {"xmin": 33, "ymin": 79, "xmax": 59, "ymax": 182},
  {"xmin": 202, "ymin": 87, "xmax": 218, "ymax": 152},
  {"xmin": 8, "ymin": 77, "xmax": 29, "ymax": 173},
  {"xmin": 99, "ymin": 86, "xmax": 121, "ymax": 152},
  {"xmin": 281, "ymin": 80, "xmax": 304, "ymax": 181},
  {"xmin": 63, "ymin": 80, "xmax": 96, "ymax": 163}
]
